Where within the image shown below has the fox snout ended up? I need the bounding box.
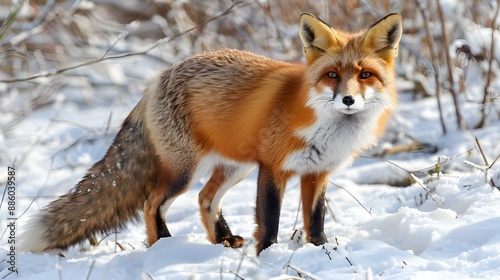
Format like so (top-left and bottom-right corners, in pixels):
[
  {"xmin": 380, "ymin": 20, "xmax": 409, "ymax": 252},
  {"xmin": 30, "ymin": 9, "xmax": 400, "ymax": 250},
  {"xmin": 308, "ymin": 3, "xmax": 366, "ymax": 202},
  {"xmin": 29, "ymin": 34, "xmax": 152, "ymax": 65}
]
[
  {"xmin": 333, "ymin": 93, "xmax": 366, "ymax": 115},
  {"xmin": 342, "ymin": 95, "xmax": 355, "ymax": 107}
]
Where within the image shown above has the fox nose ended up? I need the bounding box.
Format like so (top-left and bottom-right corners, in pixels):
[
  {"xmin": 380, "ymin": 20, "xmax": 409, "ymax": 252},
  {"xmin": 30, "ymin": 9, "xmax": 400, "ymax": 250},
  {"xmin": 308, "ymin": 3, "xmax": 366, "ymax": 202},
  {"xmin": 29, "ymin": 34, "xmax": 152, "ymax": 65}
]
[{"xmin": 342, "ymin": 95, "xmax": 355, "ymax": 106}]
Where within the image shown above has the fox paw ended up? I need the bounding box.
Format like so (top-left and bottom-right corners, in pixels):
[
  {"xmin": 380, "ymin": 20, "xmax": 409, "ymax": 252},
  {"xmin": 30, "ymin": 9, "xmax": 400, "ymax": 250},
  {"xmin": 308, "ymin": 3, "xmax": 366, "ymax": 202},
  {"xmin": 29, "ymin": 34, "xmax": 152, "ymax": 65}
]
[
  {"xmin": 221, "ymin": 235, "xmax": 245, "ymax": 248},
  {"xmin": 310, "ymin": 232, "xmax": 328, "ymax": 246}
]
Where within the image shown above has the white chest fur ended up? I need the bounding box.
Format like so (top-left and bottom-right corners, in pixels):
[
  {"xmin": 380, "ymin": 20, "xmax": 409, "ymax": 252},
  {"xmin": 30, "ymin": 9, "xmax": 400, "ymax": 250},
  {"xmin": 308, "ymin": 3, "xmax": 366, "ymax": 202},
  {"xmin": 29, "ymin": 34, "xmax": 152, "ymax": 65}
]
[
  {"xmin": 283, "ymin": 112, "xmax": 378, "ymax": 174},
  {"xmin": 282, "ymin": 89, "xmax": 391, "ymax": 175}
]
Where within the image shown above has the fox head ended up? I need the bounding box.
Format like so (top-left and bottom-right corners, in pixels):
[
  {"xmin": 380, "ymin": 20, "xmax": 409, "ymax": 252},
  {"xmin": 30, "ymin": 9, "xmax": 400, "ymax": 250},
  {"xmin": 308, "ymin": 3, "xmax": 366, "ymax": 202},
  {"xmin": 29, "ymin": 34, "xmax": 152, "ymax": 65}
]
[{"xmin": 299, "ymin": 13, "xmax": 402, "ymax": 116}]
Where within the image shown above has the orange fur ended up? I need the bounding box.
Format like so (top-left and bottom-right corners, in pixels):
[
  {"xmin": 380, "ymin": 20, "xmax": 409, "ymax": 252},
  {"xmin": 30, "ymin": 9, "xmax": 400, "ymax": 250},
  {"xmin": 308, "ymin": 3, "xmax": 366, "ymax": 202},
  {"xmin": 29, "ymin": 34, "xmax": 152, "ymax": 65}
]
[
  {"xmin": 300, "ymin": 172, "xmax": 329, "ymax": 242},
  {"xmin": 198, "ymin": 166, "xmax": 226, "ymax": 244},
  {"xmin": 144, "ymin": 183, "xmax": 168, "ymax": 246}
]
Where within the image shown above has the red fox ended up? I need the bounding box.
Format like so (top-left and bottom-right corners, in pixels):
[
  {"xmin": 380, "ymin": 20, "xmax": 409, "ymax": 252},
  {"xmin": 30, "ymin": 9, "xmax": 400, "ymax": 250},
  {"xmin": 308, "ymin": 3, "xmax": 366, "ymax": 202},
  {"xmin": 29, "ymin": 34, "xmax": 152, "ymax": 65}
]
[{"xmin": 19, "ymin": 12, "xmax": 402, "ymax": 255}]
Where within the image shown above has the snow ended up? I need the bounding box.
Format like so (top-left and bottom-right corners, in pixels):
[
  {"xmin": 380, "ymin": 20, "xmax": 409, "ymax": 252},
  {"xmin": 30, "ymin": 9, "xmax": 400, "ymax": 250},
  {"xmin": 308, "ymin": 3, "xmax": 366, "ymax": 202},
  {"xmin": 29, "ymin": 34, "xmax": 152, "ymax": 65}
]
[
  {"xmin": 2, "ymin": 1, "xmax": 500, "ymax": 279},
  {"xmin": 2, "ymin": 91, "xmax": 499, "ymax": 279}
]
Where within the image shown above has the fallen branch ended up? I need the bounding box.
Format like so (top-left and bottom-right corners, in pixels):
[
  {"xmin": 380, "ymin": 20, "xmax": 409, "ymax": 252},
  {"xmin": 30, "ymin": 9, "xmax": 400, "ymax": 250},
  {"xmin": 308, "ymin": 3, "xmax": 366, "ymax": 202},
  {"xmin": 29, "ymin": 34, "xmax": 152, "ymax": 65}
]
[{"xmin": 372, "ymin": 142, "xmax": 435, "ymax": 157}]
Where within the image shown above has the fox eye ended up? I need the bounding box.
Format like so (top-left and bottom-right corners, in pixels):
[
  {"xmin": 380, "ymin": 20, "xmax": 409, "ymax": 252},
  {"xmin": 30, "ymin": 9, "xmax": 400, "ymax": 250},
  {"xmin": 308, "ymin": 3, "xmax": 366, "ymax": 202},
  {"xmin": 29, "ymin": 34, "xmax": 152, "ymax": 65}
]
[
  {"xmin": 327, "ymin": 71, "xmax": 338, "ymax": 79},
  {"xmin": 360, "ymin": 72, "xmax": 372, "ymax": 79}
]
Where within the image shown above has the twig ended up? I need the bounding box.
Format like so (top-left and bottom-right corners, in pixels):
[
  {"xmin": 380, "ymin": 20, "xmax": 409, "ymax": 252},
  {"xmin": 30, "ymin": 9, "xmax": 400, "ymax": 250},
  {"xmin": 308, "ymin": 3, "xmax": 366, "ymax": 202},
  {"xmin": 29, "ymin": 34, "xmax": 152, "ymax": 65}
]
[
  {"xmin": 0, "ymin": 0, "xmax": 25, "ymax": 44},
  {"xmin": 104, "ymin": 112, "xmax": 114, "ymax": 147},
  {"xmin": 233, "ymin": 240, "xmax": 251, "ymax": 280},
  {"xmin": 27, "ymin": 0, "xmax": 56, "ymax": 30},
  {"xmin": 96, "ymin": 231, "xmax": 120, "ymax": 246},
  {"xmin": 4, "ymin": 0, "xmax": 84, "ymax": 48},
  {"xmin": 464, "ymin": 155, "xmax": 500, "ymax": 188},
  {"xmin": 1, "ymin": 268, "xmax": 18, "ymax": 279},
  {"xmin": 0, "ymin": 0, "xmax": 256, "ymax": 84},
  {"xmin": 114, "ymin": 232, "xmax": 118, "ymax": 253},
  {"xmin": 409, "ymin": 173, "xmax": 443, "ymax": 208},
  {"xmin": 220, "ymin": 257, "xmax": 224, "ymax": 280},
  {"xmin": 84, "ymin": 259, "xmax": 96, "ymax": 280},
  {"xmin": 362, "ymin": 156, "xmax": 446, "ymax": 206},
  {"xmin": 414, "ymin": 0, "xmax": 447, "ymax": 135},
  {"xmin": 475, "ymin": 137, "xmax": 490, "ymax": 166},
  {"xmin": 57, "ymin": 257, "xmax": 63, "ymax": 280},
  {"xmin": 464, "ymin": 160, "xmax": 485, "ymax": 171},
  {"xmin": 329, "ymin": 181, "xmax": 372, "ymax": 217},
  {"xmin": 229, "ymin": 271, "xmax": 245, "ymax": 280},
  {"xmin": 325, "ymin": 197, "xmax": 337, "ymax": 222},
  {"xmin": 283, "ymin": 247, "xmax": 298, "ymax": 275},
  {"xmin": 436, "ymin": 0, "xmax": 463, "ymax": 129},
  {"xmin": 286, "ymin": 264, "xmax": 319, "ymax": 280},
  {"xmin": 476, "ymin": 0, "xmax": 500, "ymax": 128},
  {"xmin": 14, "ymin": 172, "xmax": 48, "ymax": 217},
  {"xmin": 364, "ymin": 148, "xmax": 473, "ymax": 176},
  {"xmin": 373, "ymin": 143, "xmax": 430, "ymax": 157},
  {"xmin": 115, "ymin": 242, "xmax": 125, "ymax": 252},
  {"xmin": 291, "ymin": 182, "xmax": 302, "ymax": 232},
  {"xmin": 467, "ymin": 137, "xmax": 500, "ymax": 187},
  {"xmin": 323, "ymin": 245, "xmax": 332, "ymax": 260},
  {"xmin": 121, "ymin": 226, "xmax": 136, "ymax": 250}
]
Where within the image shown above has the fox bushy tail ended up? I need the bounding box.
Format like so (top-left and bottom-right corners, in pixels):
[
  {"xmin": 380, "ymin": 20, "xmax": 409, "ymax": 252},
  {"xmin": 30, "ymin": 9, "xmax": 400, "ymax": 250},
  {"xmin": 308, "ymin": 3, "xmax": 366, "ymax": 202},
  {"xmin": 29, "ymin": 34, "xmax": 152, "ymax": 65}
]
[{"xmin": 19, "ymin": 102, "xmax": 158, "ymax": 252}]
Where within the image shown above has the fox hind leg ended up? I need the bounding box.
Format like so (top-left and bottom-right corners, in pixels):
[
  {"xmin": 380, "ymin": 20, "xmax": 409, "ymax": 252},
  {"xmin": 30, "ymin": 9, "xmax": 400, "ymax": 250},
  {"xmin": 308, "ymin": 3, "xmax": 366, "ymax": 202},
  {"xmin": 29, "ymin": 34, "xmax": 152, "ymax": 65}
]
[
  {"xmin": 144, "ymin": 166, "xmax": 194, "ymax": 247},
  {"xmin": 199, "ymin": 164, "xmax": 254, "ymax": 248}
]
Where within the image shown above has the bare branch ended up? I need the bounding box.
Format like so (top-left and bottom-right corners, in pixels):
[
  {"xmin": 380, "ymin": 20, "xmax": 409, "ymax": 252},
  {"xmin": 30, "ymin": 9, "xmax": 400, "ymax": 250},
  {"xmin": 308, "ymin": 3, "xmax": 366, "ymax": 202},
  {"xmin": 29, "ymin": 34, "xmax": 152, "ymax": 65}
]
[
  {"xmin": 475, "ymin": 137, "xmax": 490, "ymax": 166},
  {"xmin": 436, "ymin": 0, "xmax": 463, "ymax": 129},
  {"xmin": 4, "ymin": 0, "xmax": 84, "ymax": 48},
  {"xmin": 476, "ymin": 0, "xmax": 500, "ymax": 128},
  {"xmin": 0, "ymin": 0, "xmax": 256, "ymax": 84},
  {"xmin": 0, "ymin": 0, "xmax": 25, "ymax": 44},
  {"xmin": 84, "ymin": 259, "xmax": 96, "ymax": 280},
  {"xmin": 414, "ymin": 0, "xmax": 447, "ymax": 134}
]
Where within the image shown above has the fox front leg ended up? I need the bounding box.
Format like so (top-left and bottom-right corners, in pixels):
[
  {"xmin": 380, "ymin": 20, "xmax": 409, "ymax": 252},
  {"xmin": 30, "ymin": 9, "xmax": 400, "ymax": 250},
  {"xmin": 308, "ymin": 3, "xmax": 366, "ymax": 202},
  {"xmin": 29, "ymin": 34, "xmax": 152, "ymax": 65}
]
[
  {"xmin": 254, "ymin": 166, "xmax": 291, "ymax": 255},
  {"xmin": 300, "ymin": 172, "xmax": 329, "ymax": 245}
]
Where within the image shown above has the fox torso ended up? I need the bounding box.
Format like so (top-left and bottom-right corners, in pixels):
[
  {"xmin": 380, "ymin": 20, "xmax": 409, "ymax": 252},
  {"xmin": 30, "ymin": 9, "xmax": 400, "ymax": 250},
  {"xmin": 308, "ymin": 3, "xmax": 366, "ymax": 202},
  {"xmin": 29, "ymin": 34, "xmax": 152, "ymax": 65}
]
[
  {"xmin": 19, "ymin": 13, "xmax": 401, "ymax": 255},
  {"xmin": 145, "ymin": 43, "xmax": 396, "ymax": 176}
]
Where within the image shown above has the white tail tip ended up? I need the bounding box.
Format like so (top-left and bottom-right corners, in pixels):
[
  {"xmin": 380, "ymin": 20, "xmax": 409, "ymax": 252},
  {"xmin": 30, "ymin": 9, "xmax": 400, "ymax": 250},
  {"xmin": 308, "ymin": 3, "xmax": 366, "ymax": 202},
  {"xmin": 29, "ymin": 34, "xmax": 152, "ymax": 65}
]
[{"xmin": 17, "ymin": 214, "xmax": 50, "ymax": 254}]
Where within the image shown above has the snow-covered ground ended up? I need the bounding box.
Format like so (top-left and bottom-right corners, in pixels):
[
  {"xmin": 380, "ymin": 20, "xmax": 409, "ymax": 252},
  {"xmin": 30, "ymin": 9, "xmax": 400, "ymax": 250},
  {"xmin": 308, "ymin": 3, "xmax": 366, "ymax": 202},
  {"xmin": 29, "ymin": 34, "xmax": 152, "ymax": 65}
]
[
  {"xmin": 1, "ymin": 1, "xmax": 500, "ymax": 279},
  {"xmin": 1, "ymin": 62, "xmax": 499, "ymax": 279}
]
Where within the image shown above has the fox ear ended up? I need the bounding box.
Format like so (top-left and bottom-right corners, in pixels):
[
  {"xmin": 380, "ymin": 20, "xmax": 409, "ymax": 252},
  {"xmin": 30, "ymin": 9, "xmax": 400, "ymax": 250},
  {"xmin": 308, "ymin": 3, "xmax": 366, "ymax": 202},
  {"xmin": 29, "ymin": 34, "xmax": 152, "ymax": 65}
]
[
  {"xmin": 363, "ymin": 13, "xmax": 403, "ymax": 58},
  {"xmin": 299, "ymin": 13, "xmax": 337, "ymax": 63}
]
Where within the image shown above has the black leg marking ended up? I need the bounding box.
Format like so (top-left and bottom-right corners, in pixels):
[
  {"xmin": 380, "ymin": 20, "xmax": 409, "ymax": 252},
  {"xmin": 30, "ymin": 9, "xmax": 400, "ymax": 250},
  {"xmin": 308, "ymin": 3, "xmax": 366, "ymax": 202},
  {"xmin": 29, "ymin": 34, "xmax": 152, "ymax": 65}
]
[
  {"xmin": 309, "ymin": 190, "xmax": 328, "ymax": 245},
  {"xmin": 255, "ymin": 167, "xmax": 283, "ymax": 254},
  {"xmin": 156, "ymin": 210, "xmax": 171, "ymax": 238},
  {"xmin": 156, "ymin": 170, "xmax": 192, "ymax": 240},
  {"xmin": 215, "ymin": 213, "xmax": 244, "ymax": 248}
]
